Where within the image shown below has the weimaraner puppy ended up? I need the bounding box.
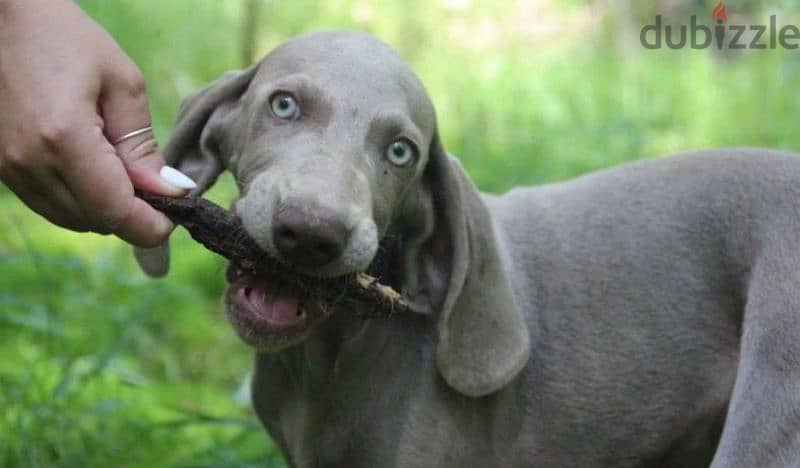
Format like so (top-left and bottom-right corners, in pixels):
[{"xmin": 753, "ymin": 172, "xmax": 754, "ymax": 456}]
[{"xmin": 136, "ymin": 31, "xmax": 800, "ymax": 467}]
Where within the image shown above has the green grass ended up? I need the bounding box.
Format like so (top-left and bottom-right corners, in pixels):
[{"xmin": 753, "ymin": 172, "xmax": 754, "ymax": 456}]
[{"xmin": 3, "ymin": 1, "xmax": 800, "ymax": 466}]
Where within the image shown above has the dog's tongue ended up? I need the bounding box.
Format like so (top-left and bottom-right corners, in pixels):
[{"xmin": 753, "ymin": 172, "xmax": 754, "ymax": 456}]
[{"xmin": 245, "ymin": 284, "xmax": 304, "ymax": 327}]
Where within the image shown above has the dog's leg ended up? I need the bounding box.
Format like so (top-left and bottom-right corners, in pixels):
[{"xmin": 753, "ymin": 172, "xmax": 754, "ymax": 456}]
[{"xmin": 711, "ymin": 239, "xmax": 800, "ymax": 467}]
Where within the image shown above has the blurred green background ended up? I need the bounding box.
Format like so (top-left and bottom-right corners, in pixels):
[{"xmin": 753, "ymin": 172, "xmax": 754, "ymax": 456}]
[{"xmin": 2, "ymin": 0, "xmax": 799, "ymax": 466}]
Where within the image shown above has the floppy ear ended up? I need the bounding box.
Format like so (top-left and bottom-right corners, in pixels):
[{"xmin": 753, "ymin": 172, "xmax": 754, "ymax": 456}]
[
  {"xmin": 134, "ymin": 63, "xmax": 260, "ymax": 277},
  {"xmin": 408, "ymin": 133, "xmax": 531, "ymax": 397}
]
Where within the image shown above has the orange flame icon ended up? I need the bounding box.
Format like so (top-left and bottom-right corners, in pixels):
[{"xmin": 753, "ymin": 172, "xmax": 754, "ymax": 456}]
[{"xmin": 712, "ymin": 1, "xmax": 728, "ymax": 24}]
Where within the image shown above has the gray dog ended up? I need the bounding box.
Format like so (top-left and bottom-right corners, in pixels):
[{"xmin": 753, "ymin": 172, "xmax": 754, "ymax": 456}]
[{"xmin": 136, "ymin": 31, "xmax": 800, "ymax": 467}]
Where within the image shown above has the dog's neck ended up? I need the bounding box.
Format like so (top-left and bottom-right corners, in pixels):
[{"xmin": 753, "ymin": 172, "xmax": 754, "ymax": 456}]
[{"xmin": 251, "ymin": 283, "xmax": 439, "ymax": 464}]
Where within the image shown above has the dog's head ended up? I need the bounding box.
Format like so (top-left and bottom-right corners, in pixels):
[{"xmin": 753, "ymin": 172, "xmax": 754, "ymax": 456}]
[{"xmin": 137, "ymin": 31, "xmax": 529, "ymax": 397}]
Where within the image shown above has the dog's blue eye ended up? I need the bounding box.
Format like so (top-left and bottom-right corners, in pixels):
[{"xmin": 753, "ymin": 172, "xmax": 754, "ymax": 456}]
[
  {"xmin": 385, "ymin": 139, "xmax": 416, "ymax": 167},
  {"xmin": 270, "ymin": 92, "xmax": 300, "ymax": 120}
]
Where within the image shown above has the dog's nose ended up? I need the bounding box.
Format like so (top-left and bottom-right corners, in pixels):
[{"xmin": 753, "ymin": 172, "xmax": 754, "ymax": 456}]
[{"xmin": 272, "ymin": 204, "xmax": 348, "ymax": 267}]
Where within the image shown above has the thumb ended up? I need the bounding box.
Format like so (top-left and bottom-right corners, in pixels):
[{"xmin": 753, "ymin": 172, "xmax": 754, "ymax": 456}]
[{"xmin": 100, "ymin": 68, "xmax": 196, "ymax": 196}]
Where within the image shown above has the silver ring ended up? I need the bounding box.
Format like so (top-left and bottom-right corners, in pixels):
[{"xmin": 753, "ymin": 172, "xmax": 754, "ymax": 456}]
[{"xmin": 112, "ymin": 126, "xmax": 153, "ymax": 145}]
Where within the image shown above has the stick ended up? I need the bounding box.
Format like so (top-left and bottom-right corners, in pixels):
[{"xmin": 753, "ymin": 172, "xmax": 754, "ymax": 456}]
[{"xmin": 137, "ymin": 192, "xmax": 409, "ymax": 315}]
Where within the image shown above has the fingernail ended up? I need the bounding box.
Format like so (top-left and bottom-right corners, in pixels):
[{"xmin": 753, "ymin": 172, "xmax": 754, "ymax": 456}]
[{"xmin": 159, "ymin": 166, "xmax": 197, "ymax": 190}]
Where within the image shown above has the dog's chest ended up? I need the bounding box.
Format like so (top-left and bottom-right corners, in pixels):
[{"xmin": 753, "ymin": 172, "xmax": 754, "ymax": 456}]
[
  {"xmin": 276, "ymin": 371, "xmax": 490, "ymax": 468},
  {"xmin": 253, "ymin": 318, "xmax": 452, "ymax": 467}
]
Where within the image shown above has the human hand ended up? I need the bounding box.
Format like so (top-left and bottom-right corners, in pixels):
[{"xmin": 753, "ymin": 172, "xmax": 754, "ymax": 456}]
[{"xmin": 0, "ymin": 0, "xmax": 196, "ymax": 247}]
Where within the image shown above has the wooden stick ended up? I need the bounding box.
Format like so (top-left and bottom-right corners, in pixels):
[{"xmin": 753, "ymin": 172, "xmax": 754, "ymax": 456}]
[{"xmin": 137, "ymin": 192, "xmax": 409, "ymax": 315}]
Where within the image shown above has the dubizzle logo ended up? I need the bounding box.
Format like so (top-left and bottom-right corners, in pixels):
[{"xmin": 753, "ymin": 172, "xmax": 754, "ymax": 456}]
[{"xmin": 640, "ymin": 1, "xmax": 800, "ymax": 50}]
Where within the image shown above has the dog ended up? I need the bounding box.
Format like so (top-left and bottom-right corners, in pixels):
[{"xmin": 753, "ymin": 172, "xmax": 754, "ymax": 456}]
[{"xmin": 136, "ymin": 31, "xmax": 800, "ymax": 467}]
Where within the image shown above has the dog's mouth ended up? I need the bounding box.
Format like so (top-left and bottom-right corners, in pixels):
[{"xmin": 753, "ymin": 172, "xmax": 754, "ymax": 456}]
[
  {"xmin": 223, "ymin": 237, "xmax": 402, "ymax": 352},
  {"xmin": 224, "ymin": 264, "xmax": 332, "ymax": 351}
]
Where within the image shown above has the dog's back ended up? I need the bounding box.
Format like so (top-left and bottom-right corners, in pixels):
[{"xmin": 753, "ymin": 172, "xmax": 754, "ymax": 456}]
[{"xmin": 484, "ymin": 148, "xmax": 800, "ymax": 466}]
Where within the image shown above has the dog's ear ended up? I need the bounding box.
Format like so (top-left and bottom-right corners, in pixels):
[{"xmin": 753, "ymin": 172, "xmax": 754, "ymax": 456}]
[
  {"xmin": 408, "ymin": 132, "xmax": 530, "ymax": 397},
  {"xmin": 134, "ymin": 63, "xmax": 260, "ymax": 277}
]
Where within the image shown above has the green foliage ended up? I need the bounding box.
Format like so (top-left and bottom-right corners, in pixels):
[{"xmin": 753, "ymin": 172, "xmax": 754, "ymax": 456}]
[{"xmin": 2, "ymin": 0, "xmax": 799, "ymax": 466}]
